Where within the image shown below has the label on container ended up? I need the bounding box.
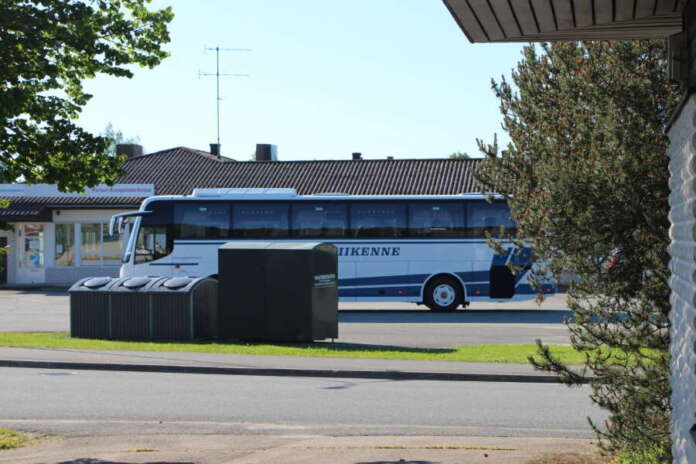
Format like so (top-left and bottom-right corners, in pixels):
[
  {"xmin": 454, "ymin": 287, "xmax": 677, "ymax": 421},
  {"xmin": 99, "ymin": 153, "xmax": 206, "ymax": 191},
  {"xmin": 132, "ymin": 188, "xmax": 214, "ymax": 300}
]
[{"xmin": 314, "ymin": 273, "xmax": 337, "ymax": 288}]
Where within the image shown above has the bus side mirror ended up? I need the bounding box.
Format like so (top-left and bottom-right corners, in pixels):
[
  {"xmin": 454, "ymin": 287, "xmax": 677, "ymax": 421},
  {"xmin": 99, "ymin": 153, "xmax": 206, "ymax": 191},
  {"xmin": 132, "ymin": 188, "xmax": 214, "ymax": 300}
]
[
  {"xmin": 108, "ymin": 216, "xmax": 119, "ymax": 236},
  {"xmin": 108, "ymin": 216, "xmax": 126, "ymax": 236},
  {"xmin": 117, "ymin": 217, "xmax": 127, "ymax": 235},
  {"xmin": 109, "ymin": 210, "xmax": 151, "ymax": 236}
]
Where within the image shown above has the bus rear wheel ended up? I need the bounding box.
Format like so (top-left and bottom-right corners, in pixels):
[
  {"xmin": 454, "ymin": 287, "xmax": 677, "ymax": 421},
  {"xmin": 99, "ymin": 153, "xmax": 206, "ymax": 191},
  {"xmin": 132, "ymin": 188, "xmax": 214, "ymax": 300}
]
[{"xmin": 424, "ymin": 276, "xmax": 463, "ymax": 312}]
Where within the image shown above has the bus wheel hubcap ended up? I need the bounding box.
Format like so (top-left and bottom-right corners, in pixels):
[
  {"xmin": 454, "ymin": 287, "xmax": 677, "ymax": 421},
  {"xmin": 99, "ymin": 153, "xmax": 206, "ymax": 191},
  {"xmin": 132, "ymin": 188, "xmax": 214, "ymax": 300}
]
[{"xmin": 433, "ymin": 284, "xmax": 455, "ymax": 307}]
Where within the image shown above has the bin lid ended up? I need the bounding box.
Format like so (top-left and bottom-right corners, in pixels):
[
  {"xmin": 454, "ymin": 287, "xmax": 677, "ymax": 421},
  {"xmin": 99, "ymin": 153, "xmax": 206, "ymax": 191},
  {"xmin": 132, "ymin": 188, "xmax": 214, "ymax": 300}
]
[
  {"xmin": 122, "ymin": 277, "xmax": 152, "ymax": 289},
  {"xmin": 82, "ymin": 277, "xmax": 112, "ymax": 289},
  {"xmin": 163, "ymin": 277, "xmax": 192, "ymax": 289}
]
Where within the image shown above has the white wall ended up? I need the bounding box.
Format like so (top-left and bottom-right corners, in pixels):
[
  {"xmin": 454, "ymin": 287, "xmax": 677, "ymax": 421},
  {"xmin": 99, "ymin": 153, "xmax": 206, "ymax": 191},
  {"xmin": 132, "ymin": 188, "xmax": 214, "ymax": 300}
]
[{"xmin": 668, "ymin": 95, "xmax": 696, "ymax": 464}]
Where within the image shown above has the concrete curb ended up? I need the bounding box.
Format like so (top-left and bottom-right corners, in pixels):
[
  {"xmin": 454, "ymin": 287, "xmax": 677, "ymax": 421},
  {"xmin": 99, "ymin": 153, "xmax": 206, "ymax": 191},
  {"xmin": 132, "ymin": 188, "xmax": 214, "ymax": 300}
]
[{"xmin": 0, "ymin": 359, "xmax": 579, "ymax": 383}]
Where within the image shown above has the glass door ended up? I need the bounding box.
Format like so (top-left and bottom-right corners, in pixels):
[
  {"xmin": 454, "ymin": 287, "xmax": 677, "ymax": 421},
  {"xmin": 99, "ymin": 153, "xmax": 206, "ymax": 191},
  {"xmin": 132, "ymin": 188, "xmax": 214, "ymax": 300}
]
[{"xmin": 17, "ymin": 224, "xmax": 45, "ymax": 283}]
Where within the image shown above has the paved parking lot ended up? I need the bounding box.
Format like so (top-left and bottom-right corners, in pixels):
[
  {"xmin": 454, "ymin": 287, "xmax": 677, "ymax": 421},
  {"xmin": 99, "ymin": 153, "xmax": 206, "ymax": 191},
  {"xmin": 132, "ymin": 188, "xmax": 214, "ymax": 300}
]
[{"xmin": 0, "ymin": 290, "xmax": 571, "ymax": 347}]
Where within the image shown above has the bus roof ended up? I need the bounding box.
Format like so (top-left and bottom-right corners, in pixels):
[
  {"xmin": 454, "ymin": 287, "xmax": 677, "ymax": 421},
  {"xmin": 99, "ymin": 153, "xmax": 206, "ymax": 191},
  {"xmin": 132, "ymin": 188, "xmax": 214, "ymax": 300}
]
[{"xmin": 139, "ymin": 189, "xmax": 505, "ymax": 208}]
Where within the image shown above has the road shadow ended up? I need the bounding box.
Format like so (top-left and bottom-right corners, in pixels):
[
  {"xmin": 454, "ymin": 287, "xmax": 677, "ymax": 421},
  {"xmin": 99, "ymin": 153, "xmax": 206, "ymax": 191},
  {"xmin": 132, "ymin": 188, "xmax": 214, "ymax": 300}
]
[
  {"xmin": 339, "ymin": 310, "xmax": 573, "ymax": 324},
  {"xmin": 56, "ymin": 459, "xmax": 193, "ymax": 464}
]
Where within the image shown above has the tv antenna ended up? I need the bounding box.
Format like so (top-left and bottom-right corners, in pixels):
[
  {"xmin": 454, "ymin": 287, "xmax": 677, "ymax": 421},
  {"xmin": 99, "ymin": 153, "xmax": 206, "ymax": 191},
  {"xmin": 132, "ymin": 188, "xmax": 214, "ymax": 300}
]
[{"xmin": 199, "ymin": 46, "xmax": 251, "ymax": 145}]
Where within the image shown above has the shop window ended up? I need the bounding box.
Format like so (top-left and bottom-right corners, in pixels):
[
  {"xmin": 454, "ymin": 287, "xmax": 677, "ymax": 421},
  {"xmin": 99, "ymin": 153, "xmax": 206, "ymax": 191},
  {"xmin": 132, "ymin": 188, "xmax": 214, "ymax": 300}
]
[
  {"xmin": 55, "ymin": 224, "xmax": 75, "ymax": 266},
  {"xmin": 79, "ymin": 223, "xmax": 124, "ymax": 266},
  {"xmin": 80, "ymin": 223, "xmax": 101, "ymax": 266},
  {"xmin": 102, "ymin": 225, "xmax": 123, "ymax": 265}
]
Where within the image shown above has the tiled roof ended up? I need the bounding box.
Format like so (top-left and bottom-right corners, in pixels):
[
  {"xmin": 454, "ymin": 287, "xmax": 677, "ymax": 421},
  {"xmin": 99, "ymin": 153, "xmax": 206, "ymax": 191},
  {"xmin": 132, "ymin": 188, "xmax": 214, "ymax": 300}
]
[
  {"xmin": 1, "ymin": 147, "xmax": 485, "ymax": 221},
  {"xmin": 0, "ymin": 199, "xmax": 52, "ymax": 222},
  {"xmin": 119, "ymin": 147, "xmax": 484, "ymax": 196}
]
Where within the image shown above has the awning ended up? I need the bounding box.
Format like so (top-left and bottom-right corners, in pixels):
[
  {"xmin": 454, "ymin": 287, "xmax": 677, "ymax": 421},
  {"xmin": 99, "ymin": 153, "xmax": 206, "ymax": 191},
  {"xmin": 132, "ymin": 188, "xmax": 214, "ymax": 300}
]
[
  {"xmin": 443, "ymin": 0, "xmax": 685, "ymax": 43},
  {"xmin": 0, "ymin": 197, "xmax": 143, "ymax": 222}
]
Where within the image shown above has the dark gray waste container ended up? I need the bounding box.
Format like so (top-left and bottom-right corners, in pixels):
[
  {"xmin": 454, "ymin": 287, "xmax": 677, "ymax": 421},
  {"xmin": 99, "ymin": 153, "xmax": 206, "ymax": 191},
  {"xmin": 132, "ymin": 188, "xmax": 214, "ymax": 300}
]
[
  {"xmin": 109, "ymin": 276, "xmax": 165, "ymax": 339},
  {"xmin": 148, "ymin": 276, "xmax": 218, "ymax": 340},
  {"xmin": 218, "ymin": 241, "xmax": 338, "ymax": 342},
  {"xmin": 69, "ymin": 276, "xmax": 118, "ymax": 339}
]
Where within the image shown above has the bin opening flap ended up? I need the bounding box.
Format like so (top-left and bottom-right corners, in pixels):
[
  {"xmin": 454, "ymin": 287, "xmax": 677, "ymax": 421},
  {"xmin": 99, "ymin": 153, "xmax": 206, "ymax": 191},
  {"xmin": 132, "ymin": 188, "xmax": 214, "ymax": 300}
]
[
  {"xmin": 83, "ymin": 277, "xmax": 112, "ymax": 289},
  {"xmin": 164, "ymin": 277, "xmax": 192, "ymax": 289},
  {"xmin": 122, "ymin": 277, "xmax": 151, "ymax": 289}
]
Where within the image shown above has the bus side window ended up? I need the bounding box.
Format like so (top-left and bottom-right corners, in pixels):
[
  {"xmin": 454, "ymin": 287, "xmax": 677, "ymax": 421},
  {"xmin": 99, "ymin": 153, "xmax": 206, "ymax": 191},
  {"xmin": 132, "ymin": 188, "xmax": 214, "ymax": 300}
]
[
  {"xmin": 292, "ymin": 203, "xmax": 347, "ymax": 238},
  {"xmin": 350, "ymin": 202, "xmax": 407, "ymax": 238},
  {"xmin": 232, "ymin": 202, "xmax": 290, "ymax": 238},
  {"xmin": 466, "ymin": 201, "xmax": 516, "ymax": 237},
  {"xmin": 408, "ymin": 202, "xmax": 465, "ymax": 237},
  {"xmin": 173, "ymin": 202, "xmax": 231, "ymax": 239}
]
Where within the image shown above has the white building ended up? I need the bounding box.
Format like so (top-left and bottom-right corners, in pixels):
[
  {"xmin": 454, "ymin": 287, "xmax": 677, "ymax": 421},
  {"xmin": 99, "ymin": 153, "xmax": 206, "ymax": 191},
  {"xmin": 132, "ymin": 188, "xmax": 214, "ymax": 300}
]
[{"xmin": 0, "ymin": 184, "xmax": 152, "ymax": 285}]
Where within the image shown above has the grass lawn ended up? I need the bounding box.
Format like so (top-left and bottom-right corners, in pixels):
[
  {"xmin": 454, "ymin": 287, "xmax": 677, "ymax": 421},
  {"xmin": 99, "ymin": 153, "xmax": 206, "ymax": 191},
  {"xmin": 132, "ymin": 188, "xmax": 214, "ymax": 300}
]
[
  {"xmin": 0, "ymin": 332, "xmax": 588, "ymax": 364},
  {"xmin": 0, "ymin": 428, "xmax": 33, "ymax": 450}
]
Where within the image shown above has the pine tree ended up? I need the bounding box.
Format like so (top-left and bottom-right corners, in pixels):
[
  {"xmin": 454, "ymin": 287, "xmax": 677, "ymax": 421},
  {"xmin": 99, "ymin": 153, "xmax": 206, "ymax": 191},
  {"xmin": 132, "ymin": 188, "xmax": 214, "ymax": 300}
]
[{"xmin": 475, "ymin": 41, "xmax": 679, "ymax": 458}]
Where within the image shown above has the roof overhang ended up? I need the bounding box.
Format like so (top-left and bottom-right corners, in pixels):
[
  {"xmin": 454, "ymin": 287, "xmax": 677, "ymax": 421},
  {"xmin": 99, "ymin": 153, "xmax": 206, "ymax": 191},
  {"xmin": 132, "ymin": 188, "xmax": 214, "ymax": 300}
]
[{"xmin": 443, "ymin": 0, "xmax": 685, "ymax": 43}]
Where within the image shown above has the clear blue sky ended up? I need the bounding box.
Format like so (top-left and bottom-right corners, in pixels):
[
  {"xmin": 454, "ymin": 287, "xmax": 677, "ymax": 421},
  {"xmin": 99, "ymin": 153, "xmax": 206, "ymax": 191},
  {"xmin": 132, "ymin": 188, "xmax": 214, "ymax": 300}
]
[{"xmin": 77, "ymin": 0, "xmax": 525, "ymax": 161}]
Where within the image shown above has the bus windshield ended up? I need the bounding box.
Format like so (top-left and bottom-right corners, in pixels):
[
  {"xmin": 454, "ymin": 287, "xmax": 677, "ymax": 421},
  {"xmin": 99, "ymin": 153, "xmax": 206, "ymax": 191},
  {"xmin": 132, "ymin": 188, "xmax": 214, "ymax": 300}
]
[{"xmin": 134, "ymin": 202, "xmax": 172, "ymax": 264}]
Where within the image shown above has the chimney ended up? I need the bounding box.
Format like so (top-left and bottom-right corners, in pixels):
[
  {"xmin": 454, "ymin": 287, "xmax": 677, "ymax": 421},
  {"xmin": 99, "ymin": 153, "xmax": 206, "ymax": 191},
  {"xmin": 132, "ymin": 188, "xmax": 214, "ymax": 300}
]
[
  {"xmin": 255, "ymin": 144, "xmax": 278, "ymax": 161},
  {"xmin": 116, "ymin": 144, "xmax": 143, "ymax": 158},
  {"xmin": 352, "ymin": 152, "xmax": 362, "ymax": 160},
  {"xmin": 210, "ymin": 143, "xmax": 221, "ymax": 157}
]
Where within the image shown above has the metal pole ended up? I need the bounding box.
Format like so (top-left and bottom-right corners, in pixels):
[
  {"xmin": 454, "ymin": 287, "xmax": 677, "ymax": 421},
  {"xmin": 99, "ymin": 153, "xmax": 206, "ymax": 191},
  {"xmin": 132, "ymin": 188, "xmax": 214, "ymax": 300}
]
[
  {"xmin": 200, "ymin": 46, "xmax": 250, "ymax": 147},
  {"xmin": 216, "ymin": 46, "xmax": 220, "ymax": 145}
]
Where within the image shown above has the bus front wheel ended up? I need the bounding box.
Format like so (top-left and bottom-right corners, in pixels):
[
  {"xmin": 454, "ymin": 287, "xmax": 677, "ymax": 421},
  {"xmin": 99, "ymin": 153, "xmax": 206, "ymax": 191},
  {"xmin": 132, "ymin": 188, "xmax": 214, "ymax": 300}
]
[{"xmin": 424, "ymin": 276, "xmax": 463, "ymax": 312}]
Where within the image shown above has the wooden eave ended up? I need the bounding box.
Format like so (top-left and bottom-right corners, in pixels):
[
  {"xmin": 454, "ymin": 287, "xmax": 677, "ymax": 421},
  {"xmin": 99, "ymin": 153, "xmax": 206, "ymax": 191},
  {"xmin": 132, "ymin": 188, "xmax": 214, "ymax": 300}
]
[{"xmin": 443, "ymin": 0, "xmax": 685, "ymax": 42}]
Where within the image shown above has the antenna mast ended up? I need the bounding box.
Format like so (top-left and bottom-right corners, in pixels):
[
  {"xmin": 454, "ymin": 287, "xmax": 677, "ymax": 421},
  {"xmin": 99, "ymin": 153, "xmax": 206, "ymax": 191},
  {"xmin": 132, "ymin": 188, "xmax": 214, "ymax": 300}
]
[{"xmin": 199, "ymin": 46, "xmax": 251, "ymax": 146}]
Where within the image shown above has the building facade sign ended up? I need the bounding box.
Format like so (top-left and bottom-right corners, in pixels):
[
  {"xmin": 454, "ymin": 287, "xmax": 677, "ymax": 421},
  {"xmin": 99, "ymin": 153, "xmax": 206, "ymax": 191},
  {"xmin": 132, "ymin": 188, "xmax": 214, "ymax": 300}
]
[{"xmin": 0, "ymin": 184, "xmax": 155, "ymax": 198}]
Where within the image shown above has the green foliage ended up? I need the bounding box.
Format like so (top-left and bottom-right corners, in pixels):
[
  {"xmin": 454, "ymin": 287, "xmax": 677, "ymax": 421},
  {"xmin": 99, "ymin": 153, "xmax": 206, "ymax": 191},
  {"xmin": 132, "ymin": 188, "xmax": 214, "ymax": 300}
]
[
  {"xmin": 101, "ymin": 123, "xmax": 141, "ymax": 157},
  {"xmin": 611, "ymin": 445, "xmax": 669, "ymax": 464},
  {"xmin": 0, "ymin": 332, "xmax": 592, "ymax": 364},
  {"xmin": 0, "ymin": 428, "xmax": 33, "ymax": 450},
  {"xmin": 475, "ymin": 41, "xmax": 679, "ymax": 457},
  {"xmin": 449, "ymin": 152, "xmax": 470, "ymax": 159},
  {"xmin": 0, "ymin": 0, "xmax": 173, "ymax": 192}
]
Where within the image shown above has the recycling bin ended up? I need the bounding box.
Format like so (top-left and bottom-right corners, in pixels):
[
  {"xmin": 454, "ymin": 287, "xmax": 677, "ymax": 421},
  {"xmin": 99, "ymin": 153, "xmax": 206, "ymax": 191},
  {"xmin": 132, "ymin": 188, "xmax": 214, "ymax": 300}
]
[
  {"xmin": 109, "ymin": 276, "xmax": 165, "ymax": 339},
  {"xmin": 69, "ymin": 276, "xmax": 117, "ymax": 339},
  {"xmin": 149, "ymin": 276, "xmax": 219, "ymax": 340},
  {"xmin": 218, "ymin": 241, "xmax": 338, "ymax": 342}
]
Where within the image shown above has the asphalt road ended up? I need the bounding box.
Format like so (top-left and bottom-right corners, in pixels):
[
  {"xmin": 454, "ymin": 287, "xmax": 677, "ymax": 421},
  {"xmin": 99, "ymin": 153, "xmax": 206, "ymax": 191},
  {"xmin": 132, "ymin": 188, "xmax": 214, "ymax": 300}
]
[
  {"xmin": 0, "ymin": 290, "xmax": 572, "ymax": 347},
  {"xmin": 0, "ymin": 367, "xmax": 605, "ymax": 438}
]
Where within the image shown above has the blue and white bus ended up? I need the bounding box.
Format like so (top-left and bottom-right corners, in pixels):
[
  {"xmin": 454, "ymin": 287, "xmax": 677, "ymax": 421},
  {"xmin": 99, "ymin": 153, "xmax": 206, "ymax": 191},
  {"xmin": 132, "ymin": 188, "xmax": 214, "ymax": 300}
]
[{"xmin": 111, "ymin": 188, "xmax": 550, "ymax": 311}]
